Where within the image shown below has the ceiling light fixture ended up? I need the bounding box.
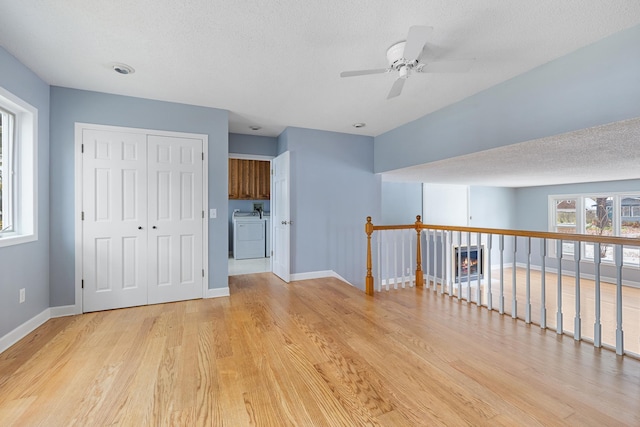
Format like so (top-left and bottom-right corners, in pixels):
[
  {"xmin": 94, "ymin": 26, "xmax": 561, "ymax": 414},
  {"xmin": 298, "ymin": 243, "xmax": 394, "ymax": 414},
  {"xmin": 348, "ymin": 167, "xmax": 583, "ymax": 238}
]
[
  {"xmin": 353, "ymin": 123, "xmax": 366, "ymax": 128},
  {"xmin": 112, "ymin": 63, "xmax": 135, "ymax": 75},
  {"xmin": 249, "ymin": 125, "xmax": 261, "ymax": 131}
]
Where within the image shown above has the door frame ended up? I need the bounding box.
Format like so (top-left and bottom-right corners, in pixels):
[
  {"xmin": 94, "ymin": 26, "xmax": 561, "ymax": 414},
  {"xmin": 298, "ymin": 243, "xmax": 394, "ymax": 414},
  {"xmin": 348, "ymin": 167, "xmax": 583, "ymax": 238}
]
[
  {"xmin": 74, "ymin": 123, "xmax": 209, "ymax": 314},
  {"xmin": 227, "ymin": 152, "xmax": 274, "ymax": 273}
]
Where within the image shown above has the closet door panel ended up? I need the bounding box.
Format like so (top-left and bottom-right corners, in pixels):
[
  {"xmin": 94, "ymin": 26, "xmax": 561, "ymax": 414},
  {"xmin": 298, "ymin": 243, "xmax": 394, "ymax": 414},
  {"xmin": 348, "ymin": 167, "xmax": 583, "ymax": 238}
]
[{"xmin": 147, "ymin": 134, "xmax": 204, "ymax": 304}]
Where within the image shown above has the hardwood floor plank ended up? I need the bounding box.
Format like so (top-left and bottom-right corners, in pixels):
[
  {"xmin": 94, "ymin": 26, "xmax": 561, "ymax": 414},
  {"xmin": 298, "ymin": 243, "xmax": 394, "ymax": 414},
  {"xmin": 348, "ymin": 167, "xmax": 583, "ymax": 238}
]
[{"xmin": 1, "ymin": 273, "xmax": 640, "ymax": 426}]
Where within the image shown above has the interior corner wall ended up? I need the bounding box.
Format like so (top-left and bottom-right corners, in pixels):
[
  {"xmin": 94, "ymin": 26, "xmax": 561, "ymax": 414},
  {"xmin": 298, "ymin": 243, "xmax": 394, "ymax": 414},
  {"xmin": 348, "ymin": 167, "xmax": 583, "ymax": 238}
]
[
  {"xmin": 374, "ymin": 24, "xmax": 640, "ymax": 173},
  {"xmin": 0, "ymin": 47, "xmax": 50, "ymax": 338},
  {"xmin": 49, "ymin": 87, "xmax": 229, "ymax": 307},
  {"xmin": 278, "ymin": 127, "xmax": 379, "ymax": 288}
]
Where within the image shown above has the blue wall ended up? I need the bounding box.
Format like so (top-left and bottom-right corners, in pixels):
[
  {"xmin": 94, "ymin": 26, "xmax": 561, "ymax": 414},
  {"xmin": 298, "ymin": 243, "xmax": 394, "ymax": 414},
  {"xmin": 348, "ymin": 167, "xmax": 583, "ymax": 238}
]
[
  {"xmin": 381, "ymin": 182, "xmax": 423, "ymax": 225},
  {"xmin": 49, "ymin": 87, "xmax": 229, "ymax": 307},
  {"xmin": 0, "ymin": 47, "xmax": 50, "ymax": 338},
  {"xmin": 277, "ymin": 127, "xmax": 380, "ymax": 287},
  {"xmin": 229, "ymin": 133, "xmax": 277, "ymax": 156},
  {"xmin": 375, "ymin": 24, "xmax": 640, "ymax": 173}
]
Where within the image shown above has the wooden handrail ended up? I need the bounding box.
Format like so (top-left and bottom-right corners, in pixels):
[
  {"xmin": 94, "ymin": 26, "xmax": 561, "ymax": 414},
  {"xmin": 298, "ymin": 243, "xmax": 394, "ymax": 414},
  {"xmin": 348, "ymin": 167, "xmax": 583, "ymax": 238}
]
[{"xmin": 368, "ymin": 216, "xmax": 640, "ymax": 247}]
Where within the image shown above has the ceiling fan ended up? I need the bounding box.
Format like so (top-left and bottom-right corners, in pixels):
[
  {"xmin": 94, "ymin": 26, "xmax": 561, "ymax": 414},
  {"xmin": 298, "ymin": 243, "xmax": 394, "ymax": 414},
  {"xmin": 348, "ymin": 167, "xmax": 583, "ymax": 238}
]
[{"xmin": 340, "ymin": 26, "xmax": 474, "ymax": 99}]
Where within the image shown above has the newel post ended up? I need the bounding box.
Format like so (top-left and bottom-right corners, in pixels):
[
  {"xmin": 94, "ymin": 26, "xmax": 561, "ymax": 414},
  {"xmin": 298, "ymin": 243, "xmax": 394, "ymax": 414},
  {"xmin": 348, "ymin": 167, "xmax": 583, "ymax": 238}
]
[
  {"xmin": 415, "ymin": 215, "xmax": 424, "ymax": 288},
  {"xmin": 365, "ymin": 216, "xmax": 374, "ymax": 296}
]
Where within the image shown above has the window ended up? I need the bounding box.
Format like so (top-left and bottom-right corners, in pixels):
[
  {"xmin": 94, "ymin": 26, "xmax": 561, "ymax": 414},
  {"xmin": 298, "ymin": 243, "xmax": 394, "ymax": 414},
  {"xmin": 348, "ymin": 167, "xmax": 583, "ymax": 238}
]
[
  {"xmin": 549, "ymin": 193, "xmax": 640, "ymax": 266},
  {"xmin": 0, "ymin": 86, "xmax": 37, "ymax": 247}
]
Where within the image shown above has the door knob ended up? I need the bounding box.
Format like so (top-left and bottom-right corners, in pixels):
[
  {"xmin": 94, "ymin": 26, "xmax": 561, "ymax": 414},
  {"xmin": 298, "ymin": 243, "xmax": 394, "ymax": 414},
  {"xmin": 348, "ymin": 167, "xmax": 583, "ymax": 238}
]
[
  {"xmin": 281, "ymin": 221, "xmax": 287, "ymax": 225},
  {"xmin": 138, "ymin": 226, "xmax": 143, "ymax": 230},
  {"xmin": 152, "ymin": 226, "xmax": 157, "ymax": 229}
]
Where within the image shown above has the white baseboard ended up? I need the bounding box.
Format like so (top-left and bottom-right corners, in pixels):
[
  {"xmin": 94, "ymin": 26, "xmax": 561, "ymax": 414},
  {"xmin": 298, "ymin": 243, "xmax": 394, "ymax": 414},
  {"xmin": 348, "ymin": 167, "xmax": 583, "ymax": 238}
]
[
  {"xmin": 0, "ymin": 304, "xmax": 79, "ymax": 355},
  {"xmin": 0, "ymin": 308, "xmax": 50, "ymax": 354},
  {"xmin": 290, "ymin": 270, "xmax": 354, "ymax": 286},
  {"xmin": 50, "ymin": 304, "xmax": 79, "ymax": 318},
  {"xmin": 205, "ymin": 287, "xmax": 230, "ymax": 298}
]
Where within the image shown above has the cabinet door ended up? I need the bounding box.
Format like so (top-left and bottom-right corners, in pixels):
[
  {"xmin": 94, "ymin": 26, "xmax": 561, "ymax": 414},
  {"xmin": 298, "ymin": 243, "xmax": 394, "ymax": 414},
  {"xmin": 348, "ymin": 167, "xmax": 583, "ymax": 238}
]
[
  {"xmin": 228, "ymin": 158, "xmax": 240, "ymax": 199},
  {"xmin": 239, "ymin": 159, "xmax": 254, "ymax": 199},
  {"xmin": 255, "ymin": 160, "xmax": 271, "ymax": 199}
]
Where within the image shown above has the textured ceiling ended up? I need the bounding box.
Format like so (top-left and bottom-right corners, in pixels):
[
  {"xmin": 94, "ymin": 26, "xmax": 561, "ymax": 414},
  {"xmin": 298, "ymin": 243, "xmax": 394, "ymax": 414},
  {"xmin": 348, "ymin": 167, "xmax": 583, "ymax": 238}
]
[
  {"xmin": 382, "ymin": 117, "xmax": 640, "ymax": 187},
  {"xmin": 1, "ymin": 1, "xmax": 640, "ymax": 186}
]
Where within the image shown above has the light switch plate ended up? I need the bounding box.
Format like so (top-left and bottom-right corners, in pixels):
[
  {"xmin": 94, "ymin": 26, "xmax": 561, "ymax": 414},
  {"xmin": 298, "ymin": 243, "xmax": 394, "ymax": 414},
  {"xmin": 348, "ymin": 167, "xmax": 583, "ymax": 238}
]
[{"xmin": 210, "ymin": 208, "xmax": 217, "ymax": 219}]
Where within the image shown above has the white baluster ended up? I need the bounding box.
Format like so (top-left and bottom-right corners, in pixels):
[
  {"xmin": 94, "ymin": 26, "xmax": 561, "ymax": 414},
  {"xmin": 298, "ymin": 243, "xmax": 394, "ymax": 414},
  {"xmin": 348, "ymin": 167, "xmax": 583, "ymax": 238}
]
[
  {"xmin": 556, "ymin": 239, "xmax": 563, "ymax": 334},
  {"xmin": 525, "ymin": 237, "xmax": 531, "ymax": 324},
  {"xmin": 446, "ymin": 231, "xmax": 452, "ymax": 296},
  {"xmin": 425, "ymin": 230, "xmax": 430, "ymax": 290},
  {"xmin": 393, "ymin": 231, "xmax": 398, "ymax": 290},
  {"xmin": 499, "ymin": 234, "xmax": 505, "ymax": 315},
  {"xmin": 574, "ymin": 241, "xmax": 581, "ymax": 341},
  {"xmin": 540, "ymin": 238, "xmax": 547, "ymax": 329},
  {"xmin": 594, "ymin": 242, "xmax": 602, "ymax": 347},
  {"xmin": 376, "ymin": 232, "xmax": 381, "ymax": 292},
  {"xmin": 435, "ymin": 230, "xmax": 441, "ymax": 294},
  {"xmin": 457, "ymin": 232, "xmax": 462, "ymax": 299},
  {"xmin": 615, "ymin": 244, "xmax": 624, "ymax": 355},
  {"xmin": 467, "ymin": 232, "xmax": 472, "ymax": 302},
  {"xmin": 409, "ymin": 230, "xmax": 414, "ymax": 288},
  {"xmin": 487, "ymin": 234, "xmax": 493, "ymax": 311},
  {"xmin": 512, "ymin": 236, "xmax": 518, "ymax": 319},
  {"xmin": 401, "ymin": 230, "xmax": 406, "ymax": 289},
  {"xmin": 476, "ymin": 232, "xmax": 482, "ymax": 305},
  {"xmin": 384, "ymin": 232, "xmax": 390, "ymax": 291}
]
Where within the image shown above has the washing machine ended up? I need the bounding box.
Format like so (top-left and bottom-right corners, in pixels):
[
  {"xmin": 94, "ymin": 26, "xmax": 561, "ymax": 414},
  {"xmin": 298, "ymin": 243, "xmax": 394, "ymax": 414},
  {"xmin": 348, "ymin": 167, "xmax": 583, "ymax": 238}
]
[{"xmin": 233, "ymin": 212, "xmax": 266, "ymax": 259}]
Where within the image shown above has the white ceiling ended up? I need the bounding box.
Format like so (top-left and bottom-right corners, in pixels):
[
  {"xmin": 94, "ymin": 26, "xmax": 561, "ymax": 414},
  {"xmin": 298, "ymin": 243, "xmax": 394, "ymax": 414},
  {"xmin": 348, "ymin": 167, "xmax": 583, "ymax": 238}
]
[{"xmin": 1, "ymin": 1, "xmax": 640, "ymax": 186}]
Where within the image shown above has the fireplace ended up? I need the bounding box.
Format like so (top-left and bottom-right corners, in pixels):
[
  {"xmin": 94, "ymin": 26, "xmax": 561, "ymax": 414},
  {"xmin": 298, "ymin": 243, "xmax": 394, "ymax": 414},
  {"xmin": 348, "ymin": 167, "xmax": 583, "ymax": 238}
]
[{"xmin": 453, "ymin": 245, "xmax": 484, "ymax": 283}]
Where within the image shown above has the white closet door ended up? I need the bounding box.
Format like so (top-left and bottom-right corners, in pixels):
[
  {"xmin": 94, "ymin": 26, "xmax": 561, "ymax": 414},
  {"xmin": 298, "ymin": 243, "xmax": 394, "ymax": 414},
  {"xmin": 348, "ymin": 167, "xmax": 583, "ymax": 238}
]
[
  {"xmin": 82, "ymin": 130, "xmax": 148, "ymax": 312},
  {"xmin": 147, "ymin": 135, "xmax": 204, "ymax": 304}
]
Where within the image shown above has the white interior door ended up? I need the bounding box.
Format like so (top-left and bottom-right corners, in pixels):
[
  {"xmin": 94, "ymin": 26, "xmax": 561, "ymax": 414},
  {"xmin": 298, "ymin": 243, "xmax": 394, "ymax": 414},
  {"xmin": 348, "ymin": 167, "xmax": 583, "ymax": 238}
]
[
  {"xmin": 82, "ymin": 129, "xmax": 148, "ymax": 312},
  {"xmin": 272, "ymin": 151, "xmax": 290, "ymax": 282},
  {"xmin": 81, "ymin": 127, "xmax": 205, "ymax": 312},
  {"xmin": 147, "ymin": 135, "xmax": 204, "ymax": 304}
]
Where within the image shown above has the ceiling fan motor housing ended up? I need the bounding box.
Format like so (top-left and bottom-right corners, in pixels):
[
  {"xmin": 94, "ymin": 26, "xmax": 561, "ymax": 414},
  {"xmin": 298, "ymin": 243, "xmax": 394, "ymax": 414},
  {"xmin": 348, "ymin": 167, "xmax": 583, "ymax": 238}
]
[{"xmin": 387, "ymin": 41, "xmax": 419, "ymax": 77}]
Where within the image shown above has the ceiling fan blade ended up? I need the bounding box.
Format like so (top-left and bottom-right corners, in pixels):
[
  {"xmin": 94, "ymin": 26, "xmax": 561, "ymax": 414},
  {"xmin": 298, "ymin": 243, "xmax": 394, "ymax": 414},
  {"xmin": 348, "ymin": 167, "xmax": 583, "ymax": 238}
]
[
  {"xmin": 387, "ymin": 78, "xmax": 406, "ymax": 99},
  {"xmin": 419, "ymin": 59, "xmax": 475, "ymax": 73},
  {"xmin": 340, "ymin": 68, "xmax": 388, "ymax": 78},
  {"xmin": 403, "ymin": 26, "xmax": 433, "ymax": 61}
]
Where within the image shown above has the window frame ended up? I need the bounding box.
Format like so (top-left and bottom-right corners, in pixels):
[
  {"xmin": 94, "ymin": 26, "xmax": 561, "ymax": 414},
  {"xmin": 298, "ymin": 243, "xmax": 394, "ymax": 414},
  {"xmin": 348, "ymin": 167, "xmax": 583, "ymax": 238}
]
[
  {"xmin": 0, "ymin": 86, "xmax": 38, "ymax": 247},
  {"xmin": 549, "ymin": 192, "xmax": 640, "ymax": 266}
]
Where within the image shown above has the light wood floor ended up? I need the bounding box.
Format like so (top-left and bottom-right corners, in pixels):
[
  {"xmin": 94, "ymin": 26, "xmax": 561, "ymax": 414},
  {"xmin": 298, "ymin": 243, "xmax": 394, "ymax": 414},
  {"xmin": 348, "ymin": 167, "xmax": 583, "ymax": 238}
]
[
  {"xmin": 435, "ymin": 267, "xmax": 640, "ymax": 355},
  {"xmin": 1, "ymin": 274, "xmax": 640, "ymax": 426}
]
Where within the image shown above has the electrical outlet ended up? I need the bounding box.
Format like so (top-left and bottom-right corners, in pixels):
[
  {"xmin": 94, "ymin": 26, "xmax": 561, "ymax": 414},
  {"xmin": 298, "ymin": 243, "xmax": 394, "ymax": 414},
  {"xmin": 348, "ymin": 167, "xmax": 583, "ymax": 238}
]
[
  {"xmin": 209, "ymin": 208, "xmax": 217, "ymax": 219},
  {"xmin": 19, "ymin": 288, "xmax": 25, "ymax": 303}
]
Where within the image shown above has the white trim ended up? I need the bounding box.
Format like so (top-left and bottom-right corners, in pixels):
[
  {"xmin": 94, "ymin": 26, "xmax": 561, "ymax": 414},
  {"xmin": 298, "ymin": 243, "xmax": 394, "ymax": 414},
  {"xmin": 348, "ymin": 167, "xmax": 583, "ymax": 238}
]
[
  {"xmin": 0, "ymin": 308, "xmax": 49, "ymax": 354},
  {"xmin": 229, "ymin": 153, "xmax": 274, "ymax": 161},
  {"xmin": 289, "ymin": 270, "xmax": 354, "ymax": 286},
  {"xmin": 50, "ymin": 305, "xmax": 79, "ymax": 318},
  {"xmin": 0, "ymin": 86, "xmax": 38, "ymax": 247},
  {"xmin": 74, "ymin": 123, "xmax": 209, "ymax": 313},
  {"xmin": 205, "ymin": 287, "xmax": 230, "ymax": 298}
]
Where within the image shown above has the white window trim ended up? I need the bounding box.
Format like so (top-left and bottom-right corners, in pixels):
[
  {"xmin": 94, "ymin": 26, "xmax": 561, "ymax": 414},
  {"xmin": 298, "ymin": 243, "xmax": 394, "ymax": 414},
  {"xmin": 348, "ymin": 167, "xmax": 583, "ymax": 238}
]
[
  {"xmin": 0, "ymin": 86, "xmax": 37, "ymax": 247},
  {"xmin": 549, "ymin": 192, "xmax": 640, "ymax": 265}
]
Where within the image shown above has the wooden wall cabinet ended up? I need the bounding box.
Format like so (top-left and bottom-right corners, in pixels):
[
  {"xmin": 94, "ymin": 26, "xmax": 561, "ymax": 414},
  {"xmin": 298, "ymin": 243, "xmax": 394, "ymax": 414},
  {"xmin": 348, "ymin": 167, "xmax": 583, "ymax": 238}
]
[{"xmin": 229, "ymin": 159, "xmax": 270, "ymax": 200}]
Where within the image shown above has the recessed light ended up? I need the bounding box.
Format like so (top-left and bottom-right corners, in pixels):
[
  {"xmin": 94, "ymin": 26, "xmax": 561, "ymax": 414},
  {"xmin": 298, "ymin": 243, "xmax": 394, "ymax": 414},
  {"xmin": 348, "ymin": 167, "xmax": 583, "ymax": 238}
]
[
  {"xmin": 112, "ymin": 63, "xmax": 135, "ymax": 75},
  {"xmin": 353, "ymin": 123, "xmax": 366, "ymax": 128},
  {"xmin": 249, "ymin": 125, "xmax": 262, "ymax": 131}
]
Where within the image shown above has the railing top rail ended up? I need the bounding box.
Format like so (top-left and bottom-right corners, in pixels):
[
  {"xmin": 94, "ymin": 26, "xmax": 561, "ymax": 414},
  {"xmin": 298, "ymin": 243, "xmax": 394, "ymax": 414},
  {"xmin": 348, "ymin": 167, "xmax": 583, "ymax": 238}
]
[{"xmin": 367, "ymin": 216, "xmax": 640, "ymax": 247}]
